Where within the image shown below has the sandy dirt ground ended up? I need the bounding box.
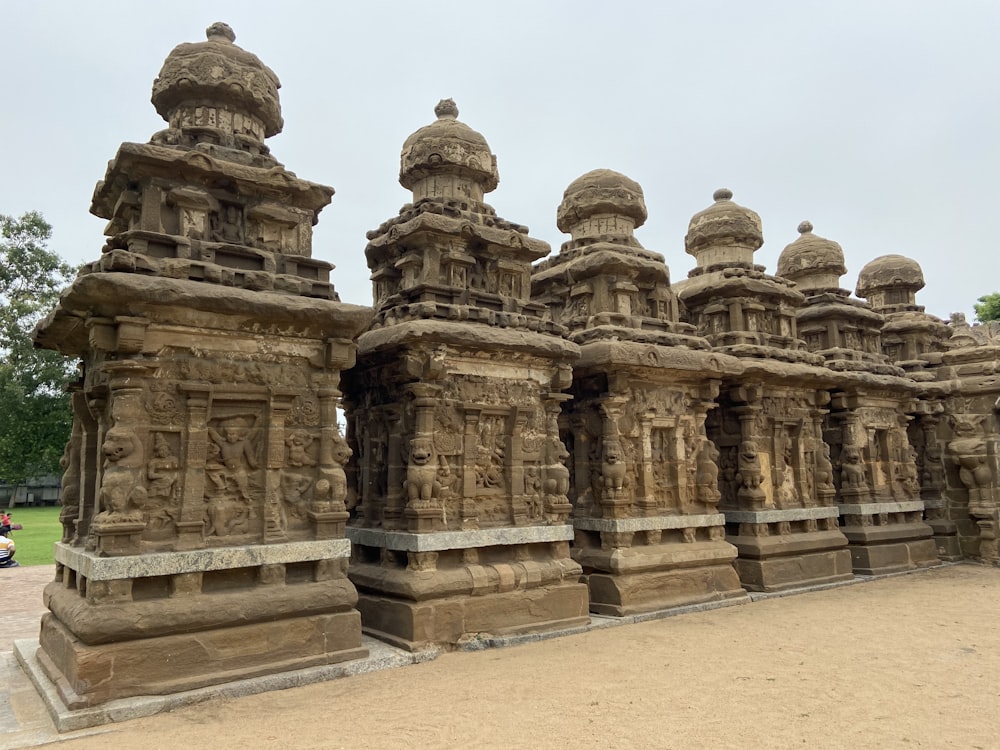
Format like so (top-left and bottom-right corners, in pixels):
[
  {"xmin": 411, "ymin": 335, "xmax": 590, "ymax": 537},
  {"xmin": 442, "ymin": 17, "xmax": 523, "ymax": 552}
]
[{"xmin": 5, "ymin": 563, "xmax": 1000, "ymax": 749}]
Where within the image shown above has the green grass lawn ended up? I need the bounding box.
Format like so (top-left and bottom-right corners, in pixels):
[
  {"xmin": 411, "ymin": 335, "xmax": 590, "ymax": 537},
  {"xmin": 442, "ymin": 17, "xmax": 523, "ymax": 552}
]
[{"xmin": 4, "ymin": 506, "xmax": 61, "ymax": 566}]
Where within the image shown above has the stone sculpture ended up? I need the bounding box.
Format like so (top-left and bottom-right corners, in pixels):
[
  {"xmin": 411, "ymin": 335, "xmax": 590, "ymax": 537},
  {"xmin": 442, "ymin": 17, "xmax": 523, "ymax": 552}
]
[
  {"xmin": 532, "ymin": 170, "xmax": 744, "ymax": 614},
  {"xmin": 676, "ymin": 192, "xmax": 854, "ymax": 592},
  {"xmin": 777, "ymin": 224, "xmax": 937, "ymax": 575},
  {"xmin": 30, "ymin": 23, "xmax": 369, "ymax": 708},
  {"xmin": 341, "ymin": 100, "xmax": 587, "ymax": 649},
  {"xmin": 736, "ymin": 440, "xmax": 767, "ymax": 510}
]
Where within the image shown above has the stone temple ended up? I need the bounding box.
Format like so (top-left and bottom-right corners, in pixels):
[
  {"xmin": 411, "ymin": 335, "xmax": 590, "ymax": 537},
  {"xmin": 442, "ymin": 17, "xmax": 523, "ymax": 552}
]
[{"xmin": 19, "ymin": 23, "xmax": 1000, "ymax": 723}]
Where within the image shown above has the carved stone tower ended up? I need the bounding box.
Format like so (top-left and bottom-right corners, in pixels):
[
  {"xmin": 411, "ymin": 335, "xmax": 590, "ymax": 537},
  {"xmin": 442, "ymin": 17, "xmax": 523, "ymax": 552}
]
[
  {"xmin": 532, "ymin": 170, "xmax": 746, "ymax": 615},
  {"xmin": 675, "ymin": 191, "xmax": 854, "ymax": 591},
  {"xmin": 341, "ymin": 101, "xmax": 588, "ymax": 650},
  {"xmin": 31, "ymin": 23, "xmax": 371, "ymax": 707},
  {"xmin": 778, "ymin": 224, "xmax": 939, "ymax": 574}
]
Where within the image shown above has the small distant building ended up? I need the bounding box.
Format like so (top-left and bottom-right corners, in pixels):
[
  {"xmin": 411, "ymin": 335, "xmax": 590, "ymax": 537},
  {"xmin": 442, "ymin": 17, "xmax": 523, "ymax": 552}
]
[{"xmin": 0, "ymin": 476, "xmax": 61, "ymax": 507}]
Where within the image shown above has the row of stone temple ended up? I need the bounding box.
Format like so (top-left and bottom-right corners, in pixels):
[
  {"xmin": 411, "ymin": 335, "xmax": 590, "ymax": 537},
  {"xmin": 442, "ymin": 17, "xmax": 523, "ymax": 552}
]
[{"xmin": 28, "ymin": 24, "xmax": 999, "ymax": 711}]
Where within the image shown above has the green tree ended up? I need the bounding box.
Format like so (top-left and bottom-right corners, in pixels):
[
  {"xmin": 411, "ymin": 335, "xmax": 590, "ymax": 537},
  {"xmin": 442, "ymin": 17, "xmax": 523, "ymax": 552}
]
[
  {"xmin": 974, "ymin": 292, "xmax": 1000, "ymax": 323},
  {"xmin": 0, "ymin": 212, "xmax": 76, "ymax": 484}
]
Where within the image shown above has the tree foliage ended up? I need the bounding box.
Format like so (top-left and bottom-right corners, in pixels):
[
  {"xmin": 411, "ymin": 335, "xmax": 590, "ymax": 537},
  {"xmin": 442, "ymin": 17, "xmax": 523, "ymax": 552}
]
[
  {"xmin": 974, "ymin": 292, "xmax": 1000, "ymax": 324},
  {"xmin": 0, "ymin": 212, "xmax": 76, "ymax": 484}
]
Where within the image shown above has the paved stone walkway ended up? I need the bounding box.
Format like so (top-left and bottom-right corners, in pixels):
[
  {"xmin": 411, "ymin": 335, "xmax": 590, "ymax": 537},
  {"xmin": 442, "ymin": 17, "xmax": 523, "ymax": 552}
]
[
  {"xmin": 0, "ymin": 565, "xmax": 52, "ymax": 649},
  {"xmin": 0, "ymin": 565, "xmax": 67, "ymax": 748}
]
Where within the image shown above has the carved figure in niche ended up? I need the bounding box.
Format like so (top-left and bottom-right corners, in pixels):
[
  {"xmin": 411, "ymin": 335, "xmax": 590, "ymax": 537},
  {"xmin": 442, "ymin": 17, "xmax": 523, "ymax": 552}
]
[
  {"xmin": 719, "ymin": 447, "xmax": 738, "ymax": 502},
  {"xmin": 683, "ymin": 428, "xmax": 699, "ymax": 493},
  {"xmin": 524, "ymin": 465, "xmax": 543, "ymax": 519},
  {"xmin": 815, "ymin": 443, "xmax": 835, "ymax": 490},
  {"xmin": 682, "ymin": 527, "xmax": 697, "ymax": 543},
  {"xmin": 696, "ymin": 440, "xmax": 722, "ymax": 505},
  {"xmin": 205, "ymin": 440, "xmax": 228, "ymax": 494},
  {"xmin": 95, "ymin": 426, "xmax": 146, "ymax": 524},
  {"xmin": 736, "ymin": 440, "xmax": 767, "ymax": 509},
  {"xmin": 437, "ymin": 455, "xmax": 459, "ymax": 500},
  {"xmin": 328, "ymin": 432, "xmax": 353, "ymax": 510},
  {"xmin": 650, "ymin": 430, "xmax": 670, "ymax": 502},
  {"xmin": 209, "ymin": 416, "xmax": 259, "ymax": 501},
  {"xmin": 840, "ymin": 446, "xmax": 868, "ymax": 491},
  {"xmin": 900, "ymin": 447, "xmax": 920, "ymax": 498},
  {"xmin": 543, "ymin": 436, "xmax": 571, "ymax": 498},
  {"xmin": 212, "ymin": 204, "xmax": 244, "ymax": 244},
  {"xmin": 147, "ymin": 434, "xmax": 179, "ymax": 500},
  {"xmin": 281, "ymin": 472, "xmax": 312, "ymax": 521},
  {"xmin": 204, "ymin": 499, "xmax": 249, "ymax": 537},
  {"xmin": 285, "ymin": 429, "xmax": 316, "ymax": 467},
  {"xmin": 146, "ymin": 434, "xmax": 180, "ymax": 531},
  {"xmin": 948, "ymin": 415, "xmax": 995, "ymax": 510},
  {"xmin": 922, "ymin": 438, "xmax": 945, "ymax": 489},
  {"xmin": 58, "ymin": 436, "xmax": 81, "ymax": 542},
  {"xmin": 602, "ymin": 439, "xmax": 627, "ymax": 494},
  {"xmin": 778, "ymin": 441, "xmax": 798, "ymax": 506},
  {"xmin": 405, "ymin": 437, "xmax": 439, "ymax": 509},
  {"xmin": 475, "ymin": 444, "xmax": 504, "ymax": 490}
]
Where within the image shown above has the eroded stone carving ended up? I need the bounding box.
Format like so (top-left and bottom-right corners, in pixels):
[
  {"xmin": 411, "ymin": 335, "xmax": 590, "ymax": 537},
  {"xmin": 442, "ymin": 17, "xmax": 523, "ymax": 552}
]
[
  {"xmin": 342, "ymin": 101, "xmax": 586, "ymax": 649},
  {"xmin": 32, "ymin": 23, "xmax": 369, "ymax": 707}
]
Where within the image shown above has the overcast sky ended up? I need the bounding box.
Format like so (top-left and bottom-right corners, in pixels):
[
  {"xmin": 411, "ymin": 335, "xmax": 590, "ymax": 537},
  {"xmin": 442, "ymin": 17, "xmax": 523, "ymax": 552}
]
[{"xmin": 3, "ymin": 1, "xmax": 997, "ymax": 320}]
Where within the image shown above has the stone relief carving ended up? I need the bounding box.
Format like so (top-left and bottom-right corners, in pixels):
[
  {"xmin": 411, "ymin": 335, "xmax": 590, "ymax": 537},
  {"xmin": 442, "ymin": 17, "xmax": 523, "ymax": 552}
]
[
  {"xmin": 839, "ymin": 446, "xmax": 869, "ymax": 493},
  {"xmin": 208, "ymin": 415, "xmax": 260, "ymax": 502},
  {"xmin": 948, "ymin": 414, "xmax": 997, "ymax": 515},
  {"xmin": 601, "ymin": 438, "xmax": 627, "ymax": 495},
  {"xmin": 816, "ymin": 443, "xmax": 835, "ymax": 491},
  {"xmin": 145, "ymin": 432, "xmax": 180, "ymax": 533},
  {"xmin": 736, "ymin": 440, "xmax": 766, "ymax": 510},
  {"xmin": 95, "ymin": 426, "xmax": 146, "ymax": 525},
  {"xmin": 405, "ymin": 437, "xmax": 440, "ymax": 510},
  {"xmin": 285, "ymin": 429, "xmax": 317, "ymax": 467},
  {"xmin": 326, "ymin": 431, "xmax": 353, "ymax": 512},
  {"xmin": 696, "ymin": 440, "xmax": 722, "ymax": 505},
  {"xmin": 542, "ymin": 435, "xmax": 571, "ymax": 521}
]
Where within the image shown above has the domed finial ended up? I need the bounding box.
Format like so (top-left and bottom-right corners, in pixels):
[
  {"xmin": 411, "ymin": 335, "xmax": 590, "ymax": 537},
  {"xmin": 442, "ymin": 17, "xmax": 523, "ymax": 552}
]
[
  {"xmin": 206, "ymin": 22, "xmax": 236, "ymax": 43},
  {"xmin": 798, "ymin": 220, "xmax": 813, "ymax": 234},
  {"xmin": 713, "ymin": 188, "xmax": 733, "ymax": 202},
  {"xmin": 434, "ymin": 98, "xmax": 459, "ymax": 120}
]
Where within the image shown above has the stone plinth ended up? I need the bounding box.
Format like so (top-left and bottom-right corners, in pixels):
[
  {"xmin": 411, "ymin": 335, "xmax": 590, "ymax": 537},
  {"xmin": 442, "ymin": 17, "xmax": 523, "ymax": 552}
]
[
  {"xmin": 722, "ymin": 507, "xmax": 853, "ymax": 591},
  {"xmin": 836, "ymin": 500, "xmax": 939, "ymax": 574},
  {"xmin": 38, "ymin": 542, "xmax": 363, "ymax": 708},
  {"xmin": 347, "ymin": 526, "xmax": 587, "ymax": 650},
  {"xmin": 572, "ymin": 514, "xmax": 744, "ymax": 616}
]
